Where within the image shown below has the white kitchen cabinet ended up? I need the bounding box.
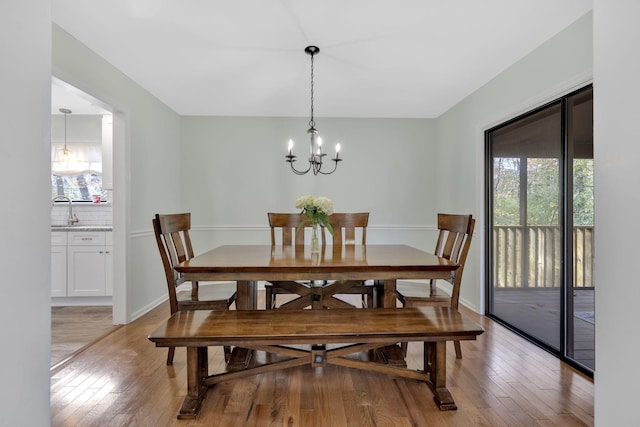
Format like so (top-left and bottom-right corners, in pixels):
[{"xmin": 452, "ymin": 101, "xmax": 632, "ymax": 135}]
[
  {"xmin": 52, "ymin": 230, "xmax": 113, "ymax": 298},
  {"xmin": 51, "ymin": 232, "xmax": 67, "ymax": 297}
]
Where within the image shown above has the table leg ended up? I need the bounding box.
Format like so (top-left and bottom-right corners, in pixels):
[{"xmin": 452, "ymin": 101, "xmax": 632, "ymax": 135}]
[
  {"xmin": 311, "ymin": 284, "xmax": 323, "ymax": 310},
  {"xmin": 236, "ymin": 280, "xmax": 257, "ymax": 310},
  {"xmin": 380, "ymin": 279, "xmax": 397, "ymax": 308},
  {"xmin": 177, "ymin": 346, "xmax": 208, "ymax": 419},
  {"xmin": 424, "ymin": 341, "xmax": 457, "ymax": 410},
  {"xmin": 228, "ymin": 280, "xmax": 256, "ymax": 370},
  {"xmin": 376, "ymin": 279, "xmax": 406, "ymax": 366}
]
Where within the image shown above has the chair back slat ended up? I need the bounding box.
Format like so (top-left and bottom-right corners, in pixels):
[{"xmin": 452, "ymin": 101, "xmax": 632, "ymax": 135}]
[
  {"xmin": 328, "ymin": 213, "xmax": 369, "ymax": 246},
  {"xmin": 268, "ymin": 212, "xmax": 369, "ymax": 248},
  {"xmin": 268, "ymin": 213, "xmax": 327, "ymax": 247},
  {"xmin": 437, "ymin": 230, "xmax": 465, "ymax": 263},
  {"xmin": 434, "ymin": 214, "xmax": 475, "ymax": 299}
]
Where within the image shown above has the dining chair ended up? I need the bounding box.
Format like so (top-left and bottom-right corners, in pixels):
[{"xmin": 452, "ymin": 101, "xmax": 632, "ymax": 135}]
[
  {"xmin": 395, "ymin": 213, "xmax": 475, "ymax": 358},
  {"xmin": 325, "ymin": 212, "xmax": 376, "ymax": 308},
  {"xmin": 153, "ymin": 212, "xmax": 237, "ymax": 365},
  {"xmin": 264, "ymin": 213, "xmax": 326, "ymax": 310}
]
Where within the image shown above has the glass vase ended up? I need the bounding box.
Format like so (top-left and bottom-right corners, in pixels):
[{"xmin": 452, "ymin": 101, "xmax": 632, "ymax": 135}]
[{"xmin": 311, "ymin": 223, "xmax": 321, "ymax": 254}]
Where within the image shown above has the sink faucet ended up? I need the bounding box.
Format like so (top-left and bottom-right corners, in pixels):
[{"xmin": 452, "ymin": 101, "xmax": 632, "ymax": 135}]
[{"xmin": 51, "ymin": 195, "xmax": 79, "ymax": 225}]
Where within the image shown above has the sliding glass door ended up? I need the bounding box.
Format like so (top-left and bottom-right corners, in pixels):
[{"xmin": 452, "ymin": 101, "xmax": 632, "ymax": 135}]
[{"xmin": 486, "ymin": 86, "xmax": 594, "ymax": 375}]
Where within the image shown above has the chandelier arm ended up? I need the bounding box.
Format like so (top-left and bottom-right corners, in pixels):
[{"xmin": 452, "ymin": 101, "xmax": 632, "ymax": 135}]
[
  {"xmin": 316, "ymin": 159, "xmax": 341, "ymax": 175},
  {"xmin": 289, "ymin": 160, "xmax": 312, "ymax": 175}
]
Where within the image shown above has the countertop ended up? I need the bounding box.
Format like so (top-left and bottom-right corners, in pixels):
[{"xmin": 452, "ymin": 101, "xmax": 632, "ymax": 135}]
[{"xmin": 51, "ymin": 225, "xmax": 113, "ymax": 232}]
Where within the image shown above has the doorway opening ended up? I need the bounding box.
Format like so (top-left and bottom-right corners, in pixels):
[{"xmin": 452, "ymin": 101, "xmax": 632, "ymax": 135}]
[{"xmin": 50, "ymin": 77, "xmax": 122, "ymax": 368}]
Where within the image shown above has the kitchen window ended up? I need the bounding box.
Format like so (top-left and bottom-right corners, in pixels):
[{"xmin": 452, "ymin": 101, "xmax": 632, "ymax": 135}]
[{"xmin": 51, "ymin": 142, "xmax": 105, "ymax": 202}]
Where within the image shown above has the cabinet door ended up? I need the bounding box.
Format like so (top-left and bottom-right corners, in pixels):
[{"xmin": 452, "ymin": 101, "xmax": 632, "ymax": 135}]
[
  {"xmin": 51, "ymin": 245, "xmax": 67, "ymax": 297},
  {"xmin": 68, "ymin": 246, "xmax": 106, "ymax": 296}
]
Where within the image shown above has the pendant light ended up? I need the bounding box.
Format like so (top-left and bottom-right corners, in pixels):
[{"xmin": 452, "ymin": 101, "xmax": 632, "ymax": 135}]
[{"xmin": 58, "ymin": 108, "xmax": 73, "ymax": 166}]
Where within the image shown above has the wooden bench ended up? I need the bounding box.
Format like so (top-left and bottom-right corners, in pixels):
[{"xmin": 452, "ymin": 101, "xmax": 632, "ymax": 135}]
[{"xmin": 148, "ymin": 306, "xmax": 484, "ymax": 419}]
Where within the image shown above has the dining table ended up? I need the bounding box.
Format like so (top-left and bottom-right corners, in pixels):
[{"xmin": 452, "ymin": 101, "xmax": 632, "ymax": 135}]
[
  {"xmin": 175, "ymin": 243, "xmax": 459, "ymax": 310},
  {"xmin": 175, "ymin": 244, "xmax": 459, "ymax": 369},
  {"xmin": 174, "ymin": 243, "xmax": 459, "ymax": 367}
]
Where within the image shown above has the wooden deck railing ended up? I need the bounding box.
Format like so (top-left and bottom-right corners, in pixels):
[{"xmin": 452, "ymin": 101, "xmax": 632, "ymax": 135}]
[{"xmin": 493, "ymin": 225, "xmax": 594, "ymax": 288}]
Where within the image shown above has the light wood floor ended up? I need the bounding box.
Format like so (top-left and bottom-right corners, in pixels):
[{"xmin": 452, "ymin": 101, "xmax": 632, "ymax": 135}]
[
  {"xmin": 51, "ymin": 306, "xmax": 119, "ymax": 369},
  {"xmin": 50, "ymin": 292, "xmax": 594, "ymax": 426}
]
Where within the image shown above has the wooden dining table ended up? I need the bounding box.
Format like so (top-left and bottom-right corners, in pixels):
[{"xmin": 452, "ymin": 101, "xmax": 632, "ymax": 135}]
[{"xmin": 174, "ymin": 244, "xmax": 459, "ymax": 311}]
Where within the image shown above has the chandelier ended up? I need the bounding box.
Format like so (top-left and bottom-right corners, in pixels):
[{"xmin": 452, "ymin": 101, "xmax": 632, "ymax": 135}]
[{"xmin": 285, "ymin": 46, "xmax": 342, "ymax": 175}]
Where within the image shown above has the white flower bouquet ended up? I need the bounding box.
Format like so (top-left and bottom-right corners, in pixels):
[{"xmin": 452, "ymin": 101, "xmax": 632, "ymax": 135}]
[{"xmin": 295, "ymin": 195, "xmax": 334, "ymax": 235}]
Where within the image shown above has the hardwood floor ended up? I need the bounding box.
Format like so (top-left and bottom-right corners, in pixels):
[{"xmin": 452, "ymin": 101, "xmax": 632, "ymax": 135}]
[
  {"xmin": 51, "ymin": 306, "xmax": 120, "ymax": 370},
  {"xmin": 50, "ymin": 292, "xmax": 594, "ymax": 426}
]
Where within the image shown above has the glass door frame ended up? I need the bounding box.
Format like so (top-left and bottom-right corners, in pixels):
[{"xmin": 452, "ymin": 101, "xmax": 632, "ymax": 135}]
[{"xmin": 484, "ymin": 85, "xmax": 593, "ymax": 378}]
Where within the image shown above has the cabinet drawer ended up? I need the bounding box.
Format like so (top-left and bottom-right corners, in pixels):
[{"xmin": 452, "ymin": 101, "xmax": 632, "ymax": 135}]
[
  {"xmin": 51, "ymin": 232, "xmax": 67, "ymax": 246},
  {"xmin": 68, "ymin": 232, "xmax": 106, "ymax": 246}
]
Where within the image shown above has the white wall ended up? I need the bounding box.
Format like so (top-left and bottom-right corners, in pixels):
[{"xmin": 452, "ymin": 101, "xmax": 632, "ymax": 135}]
[
  {"xmin": 0, "ymin": 2, "xmax": 52, "ymax": 425},
  {"xmin": 52, "ymin": 24, "xmax": 182, "ymax": 321},
  {"xmin": 593, "ymin": 1, "xmax": 640, "ymax": 424},
  {"xmin": 435, "ymin": 12, "xmax": 593, "ymax": 312},
  {"xmin": 51, "ymin": 114, "xmax": 102, "ymax": 143},
  {"xmin": 181, "ymin": 116, "xmax": 441, "ymax": 253}
]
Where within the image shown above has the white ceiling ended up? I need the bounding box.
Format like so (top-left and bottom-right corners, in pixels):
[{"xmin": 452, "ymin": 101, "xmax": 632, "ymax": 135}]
[
  {"xmin": 51, "ymin": 0, "xmax": 592, "ymax": 118},
  {"xmin": 51, "ymin": 78, "xmax": 111, "ymax": 115}
]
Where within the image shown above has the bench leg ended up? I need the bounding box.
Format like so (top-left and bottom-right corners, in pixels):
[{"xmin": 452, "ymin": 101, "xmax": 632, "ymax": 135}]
[
  {"xmin": 424, "ymin": 341, "xmax": 457, "ymax": 410},
  {"xmin": 166, "ymin": 346, "xmax": 176, "ymax": 365},
  {"xmin": 177, "ymin": 346, "xmax": 209, "ymax": 419}
]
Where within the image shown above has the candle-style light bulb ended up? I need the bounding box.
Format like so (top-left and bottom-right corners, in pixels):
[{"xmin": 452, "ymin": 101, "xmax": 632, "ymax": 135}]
[
  {"xmin": 288, "ymin": 139, "xmax": 293, "ymax": 154},
  {"xmin": 335, "ymin": 143, "xmax": 341, "ymax": 159}
]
